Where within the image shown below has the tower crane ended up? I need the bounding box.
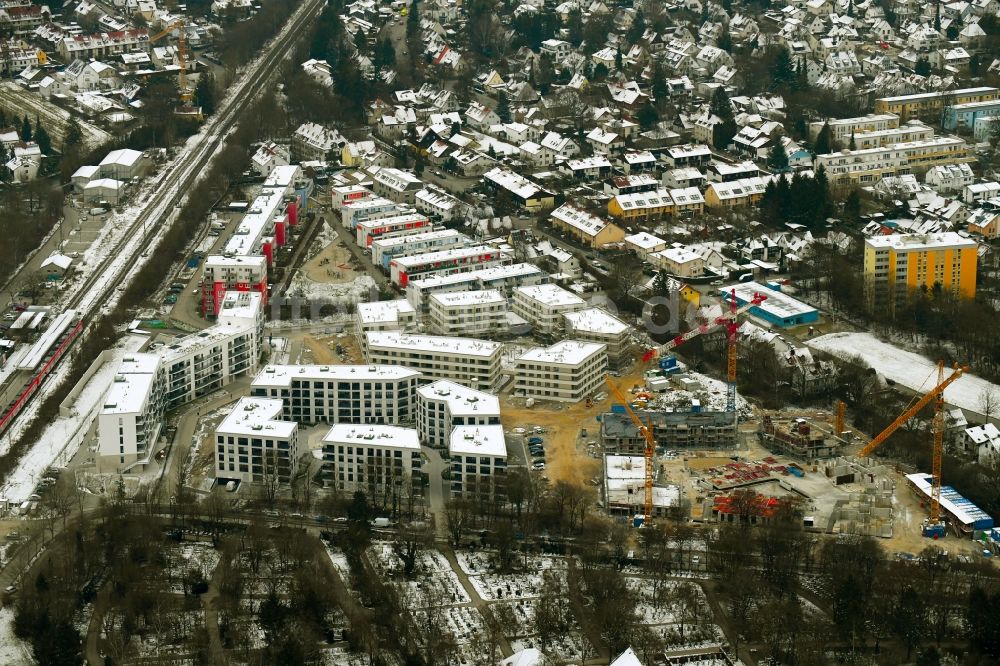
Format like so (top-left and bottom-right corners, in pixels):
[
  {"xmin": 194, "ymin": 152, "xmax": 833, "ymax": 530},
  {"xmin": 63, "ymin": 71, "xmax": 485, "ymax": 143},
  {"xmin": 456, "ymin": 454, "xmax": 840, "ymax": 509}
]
[
  {"xmin": 606, "ymin": 376, "xmax": 656, "ymax": 524},
  {"xmin": 857, "ymin": 361, "xmax": 967, "ymax": 535},
  {"xmin": 149, "ymin": 19, "xmax": 192, "ymax": 104},
  {"xmin": 644, "ymin": 289, "xmax": 767, "ymax": 413}
]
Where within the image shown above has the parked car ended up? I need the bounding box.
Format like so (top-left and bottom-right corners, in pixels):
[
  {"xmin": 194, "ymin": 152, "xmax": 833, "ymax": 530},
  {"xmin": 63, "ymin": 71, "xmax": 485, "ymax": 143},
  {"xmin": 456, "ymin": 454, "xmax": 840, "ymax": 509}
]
[{"xmin": 528, "ymin": 436, "xmax": 544, "ymax": 445}]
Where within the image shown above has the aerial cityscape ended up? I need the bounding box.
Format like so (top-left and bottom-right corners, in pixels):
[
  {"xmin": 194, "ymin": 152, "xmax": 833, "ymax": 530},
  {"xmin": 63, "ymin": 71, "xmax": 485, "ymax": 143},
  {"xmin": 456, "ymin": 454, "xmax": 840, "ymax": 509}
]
[{"xmin": 0, "ymin": 0, "xmax": 997, "ymax": 663}]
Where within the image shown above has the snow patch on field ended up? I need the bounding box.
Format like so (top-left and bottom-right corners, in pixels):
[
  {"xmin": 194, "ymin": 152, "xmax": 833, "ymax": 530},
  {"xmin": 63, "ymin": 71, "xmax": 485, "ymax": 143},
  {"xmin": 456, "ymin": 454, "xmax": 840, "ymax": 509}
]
[
  {"xmin": 0, "ymin": 607, "xmax": 32, "ymax": 665},
  {"xmin": 808, "ymin": 331, "xmax": 1000, "ymax": 416}
]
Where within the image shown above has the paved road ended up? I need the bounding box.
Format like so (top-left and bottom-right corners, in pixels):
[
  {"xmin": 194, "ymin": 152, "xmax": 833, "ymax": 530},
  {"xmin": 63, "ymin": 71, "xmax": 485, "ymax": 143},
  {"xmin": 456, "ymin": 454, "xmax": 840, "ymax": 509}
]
[{"xmin": 421, "ymin": 446, "xmax": 448, "ymax": 541}]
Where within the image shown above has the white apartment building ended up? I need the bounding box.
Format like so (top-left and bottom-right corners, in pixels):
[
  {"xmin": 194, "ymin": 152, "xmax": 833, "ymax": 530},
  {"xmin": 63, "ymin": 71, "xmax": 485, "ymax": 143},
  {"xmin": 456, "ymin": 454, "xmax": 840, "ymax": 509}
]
[
  {"xmin": 162, "ymin": 291, "xmax": 263, "ymax": 409},
  {"xmin": 355, "ymin": 212, "xmax": 432, "ymax": 247},
  {"xmin": 96, "ymin": 353, "xmax": 164, "ymax": 473},
  {"xmin": 417, "ymin": 380, "xmax": 501, "ymax": 449},
  {"xmin": 216, "ymin": 397, "xmax": 299, "ymax": 485},
  {"xmin": 389, "ymin": 245, "xmax": 510, "ymax": 288},
  {"xmin": 355, "ymin": 299, "xmax": 417, "ymax": 338},
  {"xmin": 414, "ymin": 187, "xmax": 463, "ymax": 221},
  {"xmin": 563, "ymin": 308, "xmax": 634, "ymax": 368},
  {"xmin": 514, "ymin": 340, "xmax": 607, "ymax": 403},
  {"xmin": 322, "ymin": 424, "xmax": 423, "ymax": 499},
  {"xmin": 405, "ymin": 262, "xmax": 546, "ymax": 310},
  {"xmin": 250, "ymin": 364, "xmax": 422, "ymax": 425},
  {"xmin": 428, "ymin": 289, "xmax": 508, "ymax": 337},
  {"xmin": 201, "ymin": 255, "xmax": 268, "ymax": 317},
  {"xmin": 512, "ymin": 284, "xmax": 587, "ymax": 338},
  {"xmin": 449, "ymin": 425, "xmax": 507, "ymax": 496},
  {"xmin": 371, "ymin": 229, "xmax": 469, "ymax": 270},
  {"xmin": 814, "ymin": 137, "xmax": 973, "ymax": 186},
  {"xmin": 341, "ymin": 196, "xmax": 401, "ymax": 229},
  {"xmin": 365, "ymin": 331, "xmax": 503, "ymax": 391},
  {"xmin": 372, "ymin": 167, "xmax": 424, "ymax": 204}
]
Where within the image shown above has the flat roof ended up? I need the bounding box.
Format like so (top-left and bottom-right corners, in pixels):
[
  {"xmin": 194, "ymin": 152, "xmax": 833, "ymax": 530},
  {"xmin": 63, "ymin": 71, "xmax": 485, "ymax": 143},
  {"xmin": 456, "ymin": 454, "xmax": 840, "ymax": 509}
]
[
  {"xmin": 430, "ymin": 289, "xmax": 505, "ymax": 307},
  {"xmin": 563, "ymin": 307, "xmax": 629, "ymax": 335},
  {"xmin": 417, "ymin": 379, "xmax": 500, "ymax": 417},
  {"xmin": 877, "ymin": 86, "xmax": 997, "ymax": 103},
  {"xmin": 217, "ymin": 291, "xmax": 261, "ymax": 322},
  {"xmin": 355, "ymin": 212, "xmax": 427, "ymax": 231},
  {"xmin": 366, "ymin": 331, "xmax": 502, "ymax": 357},
  {"xmin": 101, "ymin": 368, "xmax": 156, "ymax": 415},
  {"xmin": 656, "ymin": 246, "xmax": 702, "ymax": 264},
  {"xmin": 450, "ymin": 424, "xmax": 507, "ymax": 457},
  {"xmin": 408, "ymin": 262, "xmax": 543, "ymax": 290},
  {"xmin": 323, "ymin": 423, "xmax": 420, "ymax": 450},
  {"xmin": 117, "ymin": 353, "xmax": 160, "ymax": 375},
  {"xmin": 864, "ymin": 232, "xmax": 978, "ymax": 251},
  {"xmin": 205, "ymin": 254, "xmax": 267, "ymax": 268},
  {"xmin": 217, "ymin": 397, "xmax": 296, "ymax": 438},
  {"xmin": 517, "ymin": 339, "xmax": 606, "ymax": 365},
  {"xmin": 725, "ymin": 281, "xmax": 816, "ymax": 320},
  {"xmin": 516, "ymin": 283, "xmax": 585, "ymax": 308},
  {"xmin": 356, "ymin": 299, "xmax": 416, "ymax": 325},
  {"xmin": 624, "ymin": 232, "xmax": 666, "ymax": 250},
  {"xmin": 372, "ymin": 229, "xmax": 462, "ymax": 251},
  {"xmin": 252, "ymin": 363, "xmax": 421, "ymax": 388},
  {"xmin": 391, "ymin": 244, "xmax": 500, "ymax": 268}
]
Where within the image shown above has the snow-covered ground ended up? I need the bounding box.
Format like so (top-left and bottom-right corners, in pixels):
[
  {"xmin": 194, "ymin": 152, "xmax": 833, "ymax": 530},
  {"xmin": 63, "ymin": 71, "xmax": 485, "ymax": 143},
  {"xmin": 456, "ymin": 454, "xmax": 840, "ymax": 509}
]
[
  {"xmin": 808, "ymin": 331, "xmax": 999, "ymax": 417},
  {"xmin": 0, "ymin": 607, "xmax": 32, "ymax": 665},
  {"xmin": 0, "ymin": 334, "xmax": 147, "ymax": 504}
]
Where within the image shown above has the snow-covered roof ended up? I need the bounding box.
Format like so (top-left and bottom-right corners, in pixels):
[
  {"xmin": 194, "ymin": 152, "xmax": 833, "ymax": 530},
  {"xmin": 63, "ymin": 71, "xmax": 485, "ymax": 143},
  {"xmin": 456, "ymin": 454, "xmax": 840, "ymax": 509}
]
[
  {"xmin": 450, "ymin": 424, "xmax": 507, "ymax": 457},
  {"xmin": 252, "ymin": 364, "xmax": 420, "ymax": 388},
  {"xmin": 323, "ymin": 423, "xmax": 420, "ymax": 450},
  {"xmin": 217, "ymin": 397, "xmax": 296, "ymax": 438},
  {"xmin": 564, "ymin": 307, "xmax": 629, "ymax": 335},
  {"xmin": 517, "ymin": 340, "xmax": 605, "ymax": 365},
  {"xmin": 417, "ymin": 379, "xmax": 500, "ymax": 417},
  {"xmin": 366, "ymin": 331, "xmax": 502, "ymax": 357}
]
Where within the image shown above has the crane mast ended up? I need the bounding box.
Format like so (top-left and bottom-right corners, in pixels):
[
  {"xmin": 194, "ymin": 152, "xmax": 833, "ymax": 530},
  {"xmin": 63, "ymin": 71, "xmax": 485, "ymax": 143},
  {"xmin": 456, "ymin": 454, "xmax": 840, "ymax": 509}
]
[{"xmin": 606, "ymin": 377, "xmax": 656, "ymax": 523}]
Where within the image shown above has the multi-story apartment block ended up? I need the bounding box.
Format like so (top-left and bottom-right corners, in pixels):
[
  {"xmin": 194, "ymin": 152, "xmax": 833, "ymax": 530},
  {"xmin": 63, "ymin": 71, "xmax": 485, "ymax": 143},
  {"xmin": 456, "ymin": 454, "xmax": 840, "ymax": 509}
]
[
  {"xmin": 321, "ymin": 424, "xmax": 423, "ymax": 499},
  {"xmin": 874, "ymin": 87, "xmax": 999, "ymax": 121},
  {"xmin": 365, "ymin": 331, "xmax": 503, "ymax": 391},
  {"xmin": 847, "ymin": 123, "xmax": 935, "ymax": 150},
  {"xmin": 863, "ymin": 232, "xmax": 978, "ymax": 307},
  {"xmin": 416, "ymin": 380, "xmax": 501, "ymax": 449},
  {"xmin": 390, "ymin": 245, "xmax": 510, "ymax": 288},
  {"xmin": 249, "ymin": 364, "xmax": 422, "ymax": 425},
  {"xmin": 57, "ymin": 29, "xmax": 148, "ymax": 61},
  {"xmin": 449, "ymin": 425, "xmax": 507, "ymax": 496},
  {"xmin": 341, "ymin": 196, "xmax": 400, "ymax": 229},
  {"xmin": 808, "ymin": 113, "xmax": 900, "ymax": 142},
  {"xmin": 371, "ymin": 229, "xmax": 469, "ymax": 270},
  {"xmin": 291, "ymin": 122, "xmax": 346, "ymax": 161},
  {"xmin": 814, "ymin": 137, "xmax": 973, "ymax": 187},
  {"xmin": 162, "ymin": 291, "xmax": 263, "ymax": 409},
  {"xmin": 942, "ymin": 100, "xmax": 1000, "ymax": 132},
  {"xmin": 201, "ymin": 255, "xmax": 268, "ymax": 316},
  {"xmin": 215, "ymin": 397, "xmax": 299, "ymax": 485},
  {"xmin": 513, "ymin": 284, "xmax": 587, "ymax": 338},
  {"xmin": 427, "ymin": 289, "xmax": 508, "ymax": 337},
  {"xmin": 563, "ymin": 308, "xmax": 634, "ymax": 368},
  {"xmin": 405, "ymin": 263, "xmax": 546, "ymax": 310},
  {"xmin": 372, "ymin": 167, "xmax": 424, "ymax": 204},
  {"xmin": 355, "ymin": 300, "xmax": 417, "ymax": 340},
  {"xmin": 414, "ymin": 187, "xmax": 464, "ymax": 221},
  {"xmin": 96, "ymin": 353, "xmax": 164, "ymax": 473},
  {"xmin": 514, "ymin": 340, "xmax": 608, "ymax": 403},
  {"xmin": 355, "ymin": 212, "xmax": 431, "ymax": 247}
]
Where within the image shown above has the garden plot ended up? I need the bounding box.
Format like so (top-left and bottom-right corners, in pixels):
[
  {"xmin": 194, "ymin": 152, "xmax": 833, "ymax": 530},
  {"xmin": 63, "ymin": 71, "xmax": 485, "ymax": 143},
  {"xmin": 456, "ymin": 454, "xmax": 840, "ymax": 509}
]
[
  {"xmin": 456, "ymin": 551, "xmax": 566, "ymax": 576},
  {"xmin": 162, "ymin": 542, "xmax": 220, "ymax": 594},
  {"xmin": 396, "ymin": 572, "xmax": 470, "ymax": 606},
  {"xmin": 411, "ymin": 605, "xmax": 484, "ymax": 646},
  {"xmin": 468, "ymin": 569, "xmax": 552, "ymax": 601},
  {"xmin": 509, "ymin": 632, "xmax": 593, "ymax": 663}
]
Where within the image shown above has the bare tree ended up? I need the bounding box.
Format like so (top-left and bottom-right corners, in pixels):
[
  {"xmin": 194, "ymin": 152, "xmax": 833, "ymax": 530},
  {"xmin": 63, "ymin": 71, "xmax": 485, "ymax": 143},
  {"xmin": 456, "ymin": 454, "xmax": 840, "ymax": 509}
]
[{"xmin": 979, "ymin": 386, "xmax": 1000, "ymax": 422}]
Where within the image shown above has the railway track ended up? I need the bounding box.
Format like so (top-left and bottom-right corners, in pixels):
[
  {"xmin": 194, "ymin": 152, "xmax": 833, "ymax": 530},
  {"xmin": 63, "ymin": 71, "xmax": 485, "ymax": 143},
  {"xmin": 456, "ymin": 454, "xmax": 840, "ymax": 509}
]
[{"xmin": 0, "ymin": 0, "xmax": 324, "ymax": 445}]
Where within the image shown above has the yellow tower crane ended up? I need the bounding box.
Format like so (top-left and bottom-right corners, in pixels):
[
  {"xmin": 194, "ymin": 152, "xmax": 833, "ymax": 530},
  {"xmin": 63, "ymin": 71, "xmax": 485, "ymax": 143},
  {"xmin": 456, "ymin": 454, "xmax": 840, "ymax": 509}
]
[
  {"xmin": 149, "ymin": 20, "xmax": 192, "ymax": 104},
  {"xmin": 857, "ymin": 361, "xmax": 967, "ymax": 536}
]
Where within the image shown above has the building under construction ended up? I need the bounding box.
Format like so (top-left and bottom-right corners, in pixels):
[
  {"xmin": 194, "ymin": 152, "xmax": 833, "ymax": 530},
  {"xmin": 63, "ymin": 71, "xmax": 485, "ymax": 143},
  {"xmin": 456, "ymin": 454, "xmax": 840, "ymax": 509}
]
[
  {"xmin": 600, "ymin": 408, "xmax": 738, "ymax": 454},
  {"xmin": 758, "ymin": 415, "xmax": 843, "ymax": 460}
]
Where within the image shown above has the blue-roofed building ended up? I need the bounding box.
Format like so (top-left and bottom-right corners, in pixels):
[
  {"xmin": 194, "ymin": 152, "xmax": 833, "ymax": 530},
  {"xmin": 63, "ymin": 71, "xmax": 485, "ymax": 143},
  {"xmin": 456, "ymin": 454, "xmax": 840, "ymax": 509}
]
[
  {"xmin": 942, "ymin": 100, "xmax": 1000, "ymax": 132},
  {"xmin": 722, "ymin": 281, "xmax": 819, "ymax": 328},
  {"xmin": 906, "ymin": 472, "xmax": 994, "ymax": 535}
]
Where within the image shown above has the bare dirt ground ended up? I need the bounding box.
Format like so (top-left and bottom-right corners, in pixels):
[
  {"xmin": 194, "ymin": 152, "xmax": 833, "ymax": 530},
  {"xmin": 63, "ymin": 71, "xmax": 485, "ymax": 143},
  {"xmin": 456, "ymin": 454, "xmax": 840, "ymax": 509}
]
[
  {"xmin": 300, "ymin": 332, "xmax": 363, "ymax": 365},
  {"xmin": 500, "ymin": 361, "xmax": 648, "ymax": 488},
  {"xmin": 302, "ymin": 232, "xmax": 360, "ymax": 284}
]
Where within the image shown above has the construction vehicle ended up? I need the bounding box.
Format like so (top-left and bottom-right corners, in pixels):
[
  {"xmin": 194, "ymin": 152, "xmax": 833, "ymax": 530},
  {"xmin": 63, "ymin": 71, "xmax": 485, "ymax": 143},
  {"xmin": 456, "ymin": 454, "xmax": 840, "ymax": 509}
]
[
  {"xmin": 857, "ymin": 361, "xmax": 967, "ymax": 538},
  {"xmin": 644, "ymin": 288, "xmax": 767, "ymax": 413},
  {"xmin": 149, "ymin": 20, "xmax": 197, "ymax": 113},
  {"xmin": 606, "ymin": 376, "xmax": 655, "ymax": 525}
]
